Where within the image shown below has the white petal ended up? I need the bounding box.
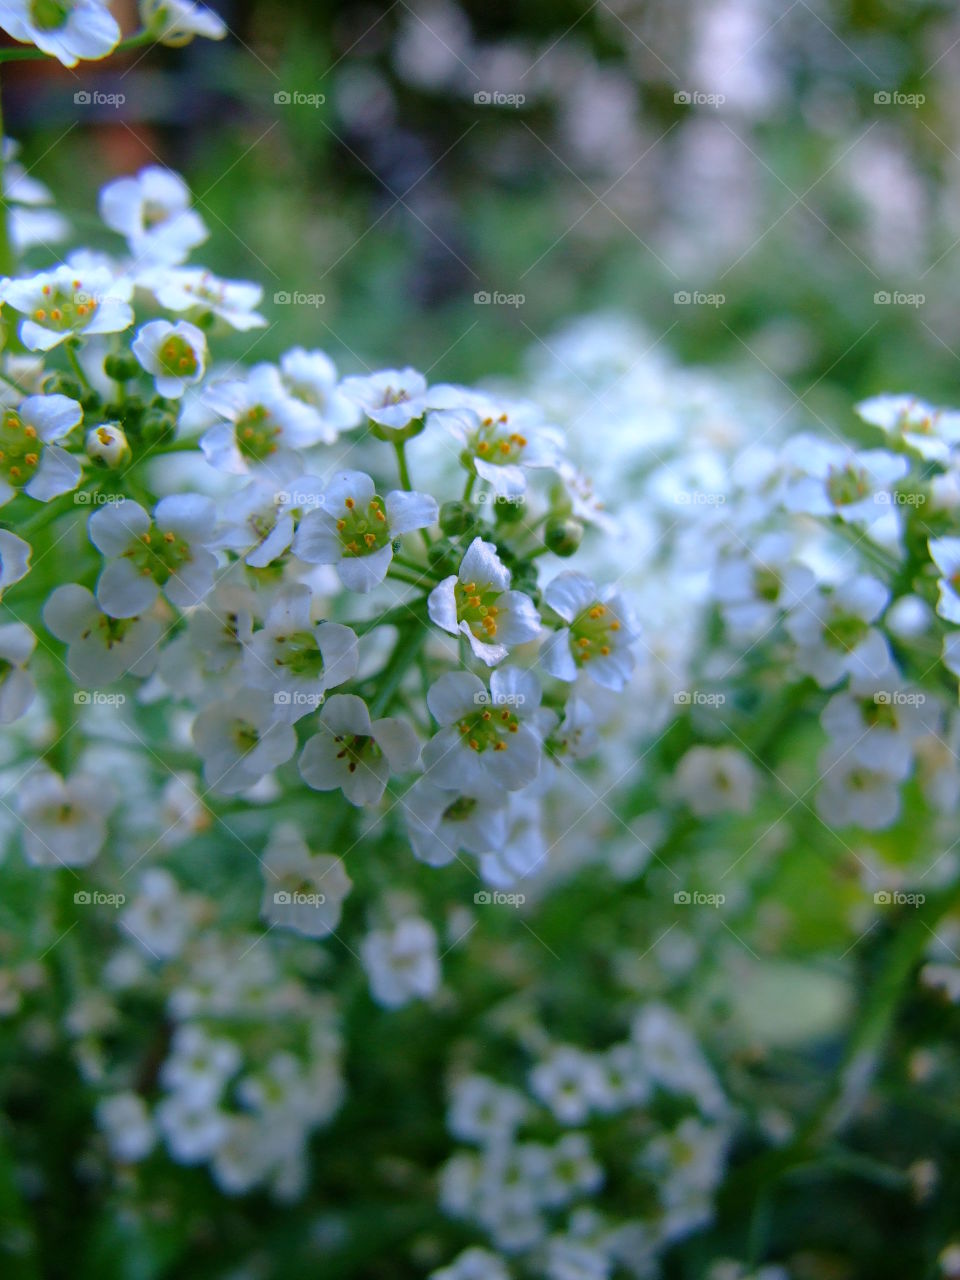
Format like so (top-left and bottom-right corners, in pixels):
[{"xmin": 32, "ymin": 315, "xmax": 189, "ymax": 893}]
[
  {"xmin": 337, "ymin": 544, "xmax": 392, "ymax": 592},
  {"xmin": 385, "ymin": 489, "xmax": 438, "ymax": 535},
  {"xmin": 97, "ymin": 558, "xmax": 159, "ymax": 618}
]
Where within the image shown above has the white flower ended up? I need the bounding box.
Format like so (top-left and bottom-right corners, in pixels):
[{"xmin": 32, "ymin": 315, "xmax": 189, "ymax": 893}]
[
  {"xmin": 543, "ymin": 1133, "xmax": 604, "ymax": 1203},
  {"xmin": 44, "ymin": 583, "xmax": 162, "ymax": 685},
  {"xmin": 2, "ymin": 264, "xmax": 132, "ymax": 350},
  {"xmin": 242, "ymin": 584, "xmax": 358, "ymax": 717},
  {"xmin": 200, "ymin": 363, "xmax": 327, "ymax": 474},
  {"xmin": 404, "ymin": 777, "xmax": 509, "ymax": 867},
  {"xmin": 856, "ymin": 393, "xmax": 960, "ymax": 462},
  {"xmin": 477, "ymin": 791, "xmax": 546, "ymax": 889},
  {"xmin": 0, "ymin": 394, "xmax": 83, "ymax": 507},
  {"xmin": 429, "ymin": 536, "xmax": 540, "ymax": 665},
  {"xmin": 784, "ymin": 575, "xmax": 892, "ymax": 688},
  {"xmin": 674, "ymin": 746, "xmax": 756, "ymax": 817},
  {"xmin": 279, "ymin": 348, "xmax": 361, "ymax": 442},
  {"xmin": 213, "ymin": 470, "xmax": 325, "ymax": 568},
  {"xmin": 140, "ymin": 0, "xmax": 227, "ymax": 45},
  {"xmin": 299, "ymin": 693, "xmax": 420, "ymax": 806},
  {"xmin": 17, "ymin": 767, "xmax": 112, "ymax": 867},
  {"xmin": 192, "ymin": 688, "xmax": 297, "ymax": 795},
  {"xmin": 423, "ymin": 667, "xmax": 543, "ymax": 794},
  {"xmin": 529, "ymin": 1046, "xmax": 609, "ymax": 1125},
  {"xmin": 712, "ymin": 532, "xmax": 816, "ymax": 638},
  {"xmin": 430, "ymin": 391, "xmax": 563, "ymax": 495},
  {"xmin": 156, "ymin": 1093, "xmax": 229, "ymax": 1164},
  {"xmin": 293, "ymin": 469, "xmax": 438, "ymax": 592},
  {"xmin": 96, "ymin": 1092, "xmax": 156, "ymax": 1162},
  {"xmin": 132, "ymin": 319, "xmax": 207, "ymax": 398},
  {"xmin": 815, "ymin": 744, "xmax": 910, "ymax": 830},
  {"xmin": 545, "ymin": 697, "xmax": 599, "ymax": 760},
  {"xmin": 780, "ymin": 435, "xmax": 909, "ymax": 524},
  {"xmin": 122, "ymin": 868, "xmax": 193, "ymax": 960},
  {"xmin": 0, "ymin": 529, "xmax": 31, "ymax": 594},
  {"xmin": 160, "ymin": 1024, "xmax": 241, "ymax": 1104},
  {"xmin": 0, "ymin": 0, "xmax": 120, "ymax": 66},
  {"xmin": 540, "ymin": 572, "xmax": 638, "ymax": 691},
  {"xmin": 89, "ymin": 494, "xmax": 218, "ymax": 617},
  {"xmin": 448, "ymin": 1074, "xmax": 528, "ymax": 1147},
  {"xmin": 99, "ymin": 166, "xmax": 208, "ymax": 265},
  {"xmin": 821, "ymin": 678, "xmax": 928, "ymax": 774},
  {"xmin": 361, "ymin": 916, "xmax": 440, "ymax": 1009},
  {"xmin": 929, "ymin": 537, "xmax": 960, "ymax": 624},
  {"xmin": 429, "ymin": 1247, "xmax": 511, "ymax": 1280},
  {"xmin": 85, "ymin": 422, "xmax": 130, "ymax": 467},
  {"xmin": 140, "ymin": 266, "xmax": 266, "ymax": 330},
  {"xmin": 259, "ymin": 822, "xmax": 352, "ymax": 939},
  {"xmin": 0, "ymin": 621, "xmax": 34, "ymax": 722},
  {"xmin": 631, "ymin": 1004, "xmax": 726, "ymax": 1115},
  {"xmin": 340, "ymin": 367, "xmax": 430, "ymax": 431}
]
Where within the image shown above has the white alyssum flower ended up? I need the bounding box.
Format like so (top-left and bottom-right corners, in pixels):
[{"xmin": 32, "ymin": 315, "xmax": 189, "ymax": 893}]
[
  {"xmin": 673, "ymin": 745, "xmax": 757, "ymax": 818},
  {"xmin": 780, "ymin": 435, "xmax": 909, "ymax": 525},
  {"xmin": 156, "ymin": 1093, "xmax": 229, "ymax": 1164},
  {"xmin": 279, "ymin": 348, "xmax": 361, "ymax": 442},
  {"xmin": 429, "ymin": 536, "xmax": 540, "ymax": 665},
  {"xmin": 404, "ymin": 776, "xmax": 509, "ymax": 867},
  {"xmin": 929, "ymin": 537, "xmax": 960, "ymax": 624},
  {"xmin": 540, "ymin": 572, "xmax": 638, "ymax": 691},
  {"xmin": 423, "ymin": 667, "xmax": 544, "ymax": 794},
  {"xmin": 340, "ymin": 367, "xmax": 430, "ymax": 431},
  {"xmin": 99, "ymin": 166, "xmax": 208, "ymax": 265},
  {"xmin": 96, "ymin": 1091, "xmax": 156, "ymax": 1162},
  {"xmin": 140, "ymin": 266, "xmax": 266, "ymax": 330},
  {"xmin": 361, "ymin": 916, "xmax": 441, "ymax": 1009},
  {"xmin": 430, "ymin": 390, "xmax": 563, "ymax": 496},
  {"xmin": 160, "ymin": 1024, "xmax": 241, "ymax": 1104},
  {"xmin": 448, "ymin": 1074, "xmax": 528, "ymax": 1147},
  {"xmin": 192, "ymin": 688, "xmax": 297, "ymax": 795},
  {"xmin": 0, "ymin": 393, "xmax": 83, "ymax": 506},
  {"xmin": 815, "ymin": 744, "xmax": 911, "ymax": 831},
  {"xmin": 293, "ymin": 469, "xmax": 438, "ymax": 592},
  {"xmin": 139, "ymin": 0, "xmax": 227, "ymax": 45},
  {"xmin": 85, "ymin": 423, "xmax": 130, "ymax": 468},
  {"xmin": 2, "ymin": 264, "xmax": 132, "ymax": 350},
  {"xmin": 89, "ymin": 494, "xmax": 218, "ymax": 617},
  {"xmin": 299, "ymin": 693, "xmax": 420, "ymax": 806},
  {"xmin": 17, "ymin": 768, "xmax": 112, "ymax": 867},
  {"xmin": 0, "ymin": 621, "xmax": 35, "ymax": 722},
  {"xmin": 529, "ymin": 1046, "xmax": 610, "ymax": 1125},
  {"xmin": 121, "ymin": 868, "xmax": 194, "ymax": 960},
  {"xmin": 242, "ymin": 584, "xmax": 358, "ymax": 717},
  {"xmin": 631, "ymin": 1004, "xmax": 727, "ymax": 1117},
  {"xmin": 0, "ymin": 529, "xmax": 31, "ymax": 594},
  {"xmin": 259, "ymin": 822, "xmax": 352, "ymax": 939},
  {"xmin": 43, "ymin": 583, "xmax": 163, "ymax": 685},
  {"xmin": 429, "ymin": 1247, "xmax": 511, "ymax": 1280},
  {"xmin": 0, "ymin": 0, "xmax": 120, "ymax": 66},
  {"xmin": 132, "ymin": 319, "xmax": 207, "ymax": 398},
  {"xmin": 712, "ymin": 531, "xmax": 816, "ymax": 638},
  {"xmin": 200, "ymin": 363, "xmax": 328, "ymax": 474},
  {"xmin": 821, "ymin": 678, "xmax": 928, "ymax": 775},
  {"xmin": 856, "ymin": 393, "xmax": 960, "ymax": 463},
  {"xmin": 785, "ymin": 575, "xmax": 893, "ymax": 688},
  {"xmin": 211, "ymin": 469, "xmax": 323, "ymax": 568}
]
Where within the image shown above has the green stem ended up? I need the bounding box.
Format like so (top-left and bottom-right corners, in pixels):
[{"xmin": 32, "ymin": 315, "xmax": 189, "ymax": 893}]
[
  {"xmin": 393, "ymin": 440, "xmax": 432, "ymax": 549},
  {"xmin": 369, "ymin": 617, "xmax": 430, "ymax": 718},
  {"xmin": 387, "ymin": 565, "xmax": 433, "ymax": 588},
  {"xmin": 462, "ymin": 472, "xmax": 476, "ymax": 503},
  {"xmin": 64, "ymin": 344, "xmax": 93, "ymax": 394},
  {"xmin": 0, "ymin": 367, "xmax": 29, "ymax": 398},
  {"xmin": 0, "ymin": 31, "xmax": 154, "ymax": 64}
]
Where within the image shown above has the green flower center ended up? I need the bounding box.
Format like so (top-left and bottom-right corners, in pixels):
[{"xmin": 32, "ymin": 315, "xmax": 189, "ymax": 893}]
[
  {"xmin": 753, "ymin": 566, "xmax": 782, "ymax": 603},
  {"xmin": 158, "ymin": 334, "xmax": 199, "ymax": 379},
  {"xmin": 236, "ymin": 405, "xmax": 281, "ymax": 462},
  {"xmin": 30, "ymin": 0, "xmax": 70, "ymax": 31},
  {"xmin": 442, "ymin": 795, "xmax": 478, "ymax": 822},
  {"xmin": 333, "ymin": 733, "xmax": 381, "ymax": 774},
  {"xmin": 468, "ymin": 414, "xmax": 527, "ymax": 467},
  {"xmin": 569, "ymin": 600, "xmax": 620, "ymax": 667},
  {"xmin": 86, "ymin": 614, "xmax": 137, "ymax": 648},
  {"xmin": 0, "ymin": 411, "xmax": 42, "ymax": 489},
  {"xmin": 826, "ymin": 611, "xmax": 868, "ymax": 653},
  {"xmin": 31, "ymin": 281, "xmax": 97, "ymax": 332},
  {"xmin": 232, "ymin": 719, "xmax": 260, "ymax": 752},
  {"xmin": 335, "ymin": 494, "xmax": 391, "ymax": 558},
  {"xmin": 455, "ymin": 578, "xmax": 501, "ymax": 642},
  {"xmin": 456, "ymin": 704, "xmax": 520, "ymax": 753},
  {"xmin": 271, "ymin": 629, "xmax": 325, "ymax": 677},
  {"xmin": 827, "ymin": 463, "xmax": 871, "ymax": 507},
  {"xmin": 123, "ymin": 523, "xmax": 192, "ymax": 586}
]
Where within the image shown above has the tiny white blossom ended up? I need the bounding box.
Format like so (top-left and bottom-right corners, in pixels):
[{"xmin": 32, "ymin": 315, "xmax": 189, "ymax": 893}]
[
  {"xmin": 673, "ymin": 746, "xmax": 756, "ymax": 817},
  {"xmin": 361, "ymin": 916, "xmax": 440, "ymax": 1009},
  {"xmin": 780, "ymin": 434, "xmax": 908, "ymax": 525},
  {"xmin": 141, "ymin": 265, "xmax": 266, "ymax": 330},
  {"xmin": 96, "ymin": 1091, "xmax": 156, "ymax": 1162},
  {"xmin": 279, "ymin": 348, "xmax": 361, "ymax": 442},
  {"xmin": 299, "ymin": 693, "xmax": 420, "ymax": 806},
  {"xmin": 0, "ymin": 529, "xmax": 31, "ymax": 594},
  {"xmin": 404, "ymin": 777, "xmax": 509, "ymax": 867},
  {"xmin": 815, "ymin": 744, "xmax": 910, "ymax": 830},
  {"xmin": 2, "ymin": 264, "xmax": 132, "ymax": 350},
  {"xmin": 340, "ymin": 366, "xmax": 430, "ymax": 431},
  {"xmin": 0, "ymin": 394, "xmax": 83, "ymax": 506},
  {"xmin": 0, "ymin": 0, "xmax": 120, "ymax": 66},
  {"xmin": 122, "ymin": 868, "xmax": 194, "ymax": 960},
  {"xmin": 99, "ymin": 166, "xmax": 208, "ymax": 265},
  {"xmin": 0, "ymin": 621, "xmax": 35, "ymax": 722},
  {"xmin": 139, "ymin": 0, "xmax": 227, "ymax": 45},
  {"xmin": 529, "ymin": 1046, "xmax": 609, "ymax": 1125},
  {"xmin": 160, "ymin": 1024, "xmax": 241, "ymax": 1104},
  {"xmin": 448, "ymin": 1074, "xmax": 528, "ymax": 1146},
  {"xmin": 17, "ymin": 768, "xmax": 112, "ymax": 867},
  {"xmin": 200, "ymin": 363, "xmax": 327, "ymax": 474},
  {"xmin": 856, "ymin": 393, "xmax": 960, "ymax": 462},
  {"xmin": 429, "ymin": 536, "xmax": 540, "ymax": 665},
  {"xmin": 85, "ymin": 422, "xmax": 130, "ymax": 467},
  {"xmin": 429, "ymin": 389, "xmax": 563, "ymax": 496},
  {"xmin": 192, "ymin": 688, "xmax": 297, "ymax": 795},
  {"xmin": 156, "ymin": 1093, "xmax": 229, "ymax": 1164},
  {"xmin": 929, "ymin": 537, "xmax": 960, "ymax": 624},
  {"xmin": 784, "ymin": 575, "xmax": 892, "ymax": 688},
  {"xmin": 132, "ymin": 319, "xmax": 208, "ymax": 398},
  {"xmin": 293, "ymin": 469, "xmax": 438, "ymax": 592},
  {"xmin": 259, "ymin": 822, "xmax": 352, "ymax": 939},
  {"xmin": 44, "ymin": 583, "xmax": 162, "ymax": 685},
  {"xmin": 540, "ymin": 572, "xmax": 638, "ymax": 691}
]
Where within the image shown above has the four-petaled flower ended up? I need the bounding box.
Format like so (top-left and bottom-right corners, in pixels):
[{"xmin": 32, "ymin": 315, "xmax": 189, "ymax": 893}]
[
  {"xmin": 99, "ymin": 165, "xmax": 208, "ymax": 265},
  {"xmin": 540, "ymin": 572, "xmax": 638, "ymax": 691},
  {"xmin": 299, "ymin": 693, "xmax": 421, "ymax": 806},
  {"xmin": 0, "ymin": 394, "xmax": 83, "ymax": 506},
  {"xmin": 0, "ymin": 0, "xmax": 120, "ymax": 67},
  {"xmin": 132, "ymin": 319, "xmax": 208, "ymax": 399},
  {"xmin": 2, "ymin": 264, "xmax": 133, "ymax": 350},
  {"xmin": 428, "ymin": 536, "xmax": 541, "ymax": 666}
]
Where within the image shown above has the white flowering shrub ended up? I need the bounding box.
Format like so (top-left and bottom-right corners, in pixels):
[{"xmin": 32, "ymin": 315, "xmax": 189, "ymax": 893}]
[{"xmin": 3, "ymin": 8, "xmax": 960, "ymax": 1280}]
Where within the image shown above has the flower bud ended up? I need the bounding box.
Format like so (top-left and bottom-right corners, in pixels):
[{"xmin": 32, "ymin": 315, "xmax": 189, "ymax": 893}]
[
  {"xmin": 139, "ymin": 409, "xmax": 176, "ymax": 447},
  {"xmin": 439, "ymin": 501, "xmax": 475, "ymax": 537},
  {"xmin": 86, "ymin": 423, "xmax": 131, "ymax": 468},
  {"xmin": 544, "ymin": 516, "xmax": 584, "ymax": 557},
  {"xmin": 103, "ymin": 352, "xmax": 141, "ymax": 383},
  {"xmin": 41, "ymin": 373, "xmax": 83, "ymax": 400},
  {"xmin": 493, "ymin": 494, "xmax": 525, "ymax": 523}
]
